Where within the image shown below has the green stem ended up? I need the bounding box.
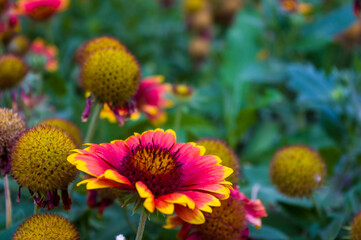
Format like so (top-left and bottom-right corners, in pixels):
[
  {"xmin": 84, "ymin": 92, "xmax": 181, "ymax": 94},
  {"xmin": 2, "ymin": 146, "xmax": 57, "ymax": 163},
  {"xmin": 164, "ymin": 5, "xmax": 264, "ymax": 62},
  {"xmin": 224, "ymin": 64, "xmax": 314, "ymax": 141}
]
[
  {"xmin": 45, "ymin": 20, "xmax": 54, "ymax": 44},
  {"xmin": 4, "ymin": 174, "xmax": 12, "ymax": 228},
  {"xmin": 34, "ymin": 205, "xmax": 40, "ymax": 215},
  {"xmin": 122, "ymin": 206, "xmax": 136, "ymax": 233},
  {"xmin": 135, "ymin": 208, "xmax": 147, "ymax": 240},
  {"xmin": 174, "ymin": 103, "xmax": 183, "ymax": 133},
  {"xmin": 311, "ymin": 195, "xmax": 323, "ymax": 221},
  {"xmin": 84, "ymin": 102, "xmax": 102, "ymax": 143}
]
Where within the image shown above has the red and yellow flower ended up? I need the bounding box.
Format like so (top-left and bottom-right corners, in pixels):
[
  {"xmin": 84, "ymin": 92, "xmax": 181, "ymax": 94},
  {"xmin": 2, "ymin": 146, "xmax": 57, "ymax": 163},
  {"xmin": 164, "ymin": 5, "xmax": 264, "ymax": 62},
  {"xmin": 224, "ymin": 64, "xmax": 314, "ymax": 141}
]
[
  {"xmin": 164, "ymin": 187, "xmax": 267, "ymax": 240},
  {"xmin": 68, "ymin": 129, "xmax": 233, "ymax": 224},
  {"xmin": 28, "ymin": 38, "xmax": 58, "ymax": 72},
  {"xmin": 16, "ymin": 0, "xmax": 69, "ymax": 20},
  {"xmin": 100, "ymin": 76, "xmax": 173, "ymax": 126}
]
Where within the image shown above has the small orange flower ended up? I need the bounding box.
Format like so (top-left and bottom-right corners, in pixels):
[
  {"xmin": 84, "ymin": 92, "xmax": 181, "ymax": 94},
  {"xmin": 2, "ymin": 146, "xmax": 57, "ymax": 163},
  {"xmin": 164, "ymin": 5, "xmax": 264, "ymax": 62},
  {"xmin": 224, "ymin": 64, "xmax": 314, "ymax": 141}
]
[{"xmin": 17, "ymin": 0, "xmax": 69, "ymax": 20}]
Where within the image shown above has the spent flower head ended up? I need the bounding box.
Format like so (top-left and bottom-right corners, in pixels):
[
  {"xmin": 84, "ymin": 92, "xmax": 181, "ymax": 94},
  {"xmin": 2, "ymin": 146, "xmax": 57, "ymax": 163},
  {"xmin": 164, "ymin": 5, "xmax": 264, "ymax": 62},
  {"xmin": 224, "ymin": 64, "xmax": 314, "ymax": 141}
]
[
  {"xmin": 165, "ymin": 187, "xmax": 267, "ymax": 240},
  {"xmin": 75, "ymin": 36, "xmax": 126, "ymax": 65},
  {"xmin": 0, "ymin": 54, "xmax": 27, "ymax": 91},
  {"xmin": 68, "ymin": 129, "xmax": 233, "ymax": 225},
  {"xmin": 352, "ymin": 211, "xmax": 361, "ymax": 240},
  {"xmin": 0, "ymin": 108, "xmax": 25, "ymax": 175},
  {"xmin": 39, "ymin": 118, "xmax": 83, "ymax": 147},
  {"xmin": 13, "ymin": 214, "xmax": 79, "ymax": 240},
  {"xmin": 270, "ymin": 145, "xmax": 326, "ymax": 198},
  {"xmin": 81, "ymin": 47, "xmax": 140, "ymax": 125},
  {"xmin": 11, "ymin": 125, "xmax": 78, "ymax": 210}
]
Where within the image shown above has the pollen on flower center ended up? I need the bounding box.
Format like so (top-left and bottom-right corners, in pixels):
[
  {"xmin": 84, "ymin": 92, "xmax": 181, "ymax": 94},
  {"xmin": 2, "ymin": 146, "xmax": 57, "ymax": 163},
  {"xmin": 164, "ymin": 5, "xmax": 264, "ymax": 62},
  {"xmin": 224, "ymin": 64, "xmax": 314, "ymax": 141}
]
[{"xmin": 119, "ymin": 144, "xmax": 182, "ymax": 197}]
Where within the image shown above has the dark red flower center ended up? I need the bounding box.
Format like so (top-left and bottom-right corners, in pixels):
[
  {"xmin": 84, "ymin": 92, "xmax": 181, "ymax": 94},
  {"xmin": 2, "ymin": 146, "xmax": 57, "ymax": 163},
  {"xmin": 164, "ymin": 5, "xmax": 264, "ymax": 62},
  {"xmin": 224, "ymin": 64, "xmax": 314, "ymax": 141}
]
[{"xmin": 119, "ymin": 142, "xmax": 183, "ymax": 197}]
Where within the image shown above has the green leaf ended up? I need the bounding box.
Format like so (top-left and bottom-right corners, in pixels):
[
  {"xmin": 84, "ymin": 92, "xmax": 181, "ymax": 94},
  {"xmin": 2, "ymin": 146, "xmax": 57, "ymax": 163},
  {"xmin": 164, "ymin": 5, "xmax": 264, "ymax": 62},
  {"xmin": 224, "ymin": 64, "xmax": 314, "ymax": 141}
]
[
  {"xmin": 319, "ymin": 215, "xmax": 344, "ymax": 240},
  {"xmin": 249, "ymin": 225, "xmax": 289, "ymax": 240},
  {"xmin": 235, "ymin": 108, "xmax": 257, "ymax": 138}
]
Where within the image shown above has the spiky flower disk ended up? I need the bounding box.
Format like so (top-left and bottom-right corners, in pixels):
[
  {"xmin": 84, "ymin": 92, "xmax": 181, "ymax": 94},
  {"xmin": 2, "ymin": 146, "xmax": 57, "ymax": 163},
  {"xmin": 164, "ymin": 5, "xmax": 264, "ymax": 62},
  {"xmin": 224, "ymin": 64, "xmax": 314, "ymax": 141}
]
[
  {"xmin": 270, "ymin": 145, "xmax": 326, "ymax": 198},
  {"xmin": 76, "ymin": 36, "xmax": 126, "ymax": 65},
  {"xmin": 13, "ymin": 214, "xmax": 79, "ymax": 240},
  {"xmin": 39, "ymin": 118, "xmax": 83, "ymax": 147},
  {"xmin": 11, "ymin": 125, "xmax": 77, "ymax": 193},
  {"xmin": 197, "ymin": 139, "xmax": 240, "ymax": 184},
  {"xmin": 195, "ymin": 193, "xmax": 246, "ymax": 239},
  {"xmin": 0, "ymin": 54, "xmax": 27, "ymax": 90},
  {"xmin": 352, "ymin": 211, "xmax": 361, "ymax": 240},
  {"xmin": 81, "ymin": 48, "xmax": 140, "ymax": 105},
  {"xmin": 0, "ymin": 108, "xmax": 25, "ymax": 175}
]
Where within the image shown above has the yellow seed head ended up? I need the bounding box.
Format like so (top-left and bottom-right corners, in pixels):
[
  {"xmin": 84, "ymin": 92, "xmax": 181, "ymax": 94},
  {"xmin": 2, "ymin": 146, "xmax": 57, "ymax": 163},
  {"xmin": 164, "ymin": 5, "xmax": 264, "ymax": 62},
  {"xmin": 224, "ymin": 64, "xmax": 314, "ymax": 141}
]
[
  {"xmin": 352, "ymin": 211, "xmax": 361, "ymax": 240},
  {"xmin": 81, "ymin": 48, "xmax": 140, "ymax": 105},
  {"xmin": 189, "ymin": 37, "xmax": 210, "ymax": 59},
  {"xmin": 76, "ymin": 36, "xmax": 126, "ymax": 65},
  {"xmin": 195, "ymin": 191, "xmax": 246, "ymax": 240},
  {"xmin": 0, "ymin": 108, "xmax": 25, "ymax": 173},
  {"xmin": 197, "ymin": 139, "xmax": 240, "ymax": 184},
  {"xmin": 270, "ymin": 145, "xmax": 326, "ymax": 198},
  {"xmin": 0, "ymin": 54, "xmax": 27, "ymax": 90},
  {"xmin": 8, "ymin": 35, "xmax": 30, "ymax": 56},
  {"xmin": 11, "ymin": 126, "xmax": 78, "ymax": 193},
  {"xmin": 184, "ymin": 0, "xmax": 206, "ymax": 14},
  {"xmin": 39, "ymin": 118, "xmax": 83, "ymax": 147},
  {"xmin": 0, "ymin": 108, "xmax": 25, "ymax": 156},
  {"xmin": 13, "ymin": 214, "xmax": 79, "ymax": 240}
]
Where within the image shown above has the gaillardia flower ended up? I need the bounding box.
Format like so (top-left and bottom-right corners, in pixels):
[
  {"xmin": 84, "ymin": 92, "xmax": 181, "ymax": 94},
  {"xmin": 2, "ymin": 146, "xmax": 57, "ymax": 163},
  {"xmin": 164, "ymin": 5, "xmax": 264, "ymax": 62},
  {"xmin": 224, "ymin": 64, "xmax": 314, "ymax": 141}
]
[
  {"xmin": 270, "ymin": 145, "xmax": 326, "ymax": 198},
  {"xmin": 17, "ymin": 0, "xmax": 69, "ymax": 21},
  {"xmin": 165, "ymin": 187, "xmax": 267, "ymax": 240},
  {"xmin": 39, "ymin": 118, "xmax": 83, "ymax": 147},
  {"xmin": 11, "ymin": 125, "xmax": 78, "ymax": 210},
  {"xmin": 27, "ymin": 38, "xmax": 58, "ymax": 72},
  {"xmin": 0, "ymin": 108, "xmax": 25, "ymax": 175},
  {"xmin": 172, "ymin": 84, "xmax": 194, "ymax": 100},
  {"xmin": 0, "ymin": 54, "xmax": 27, "ymax": 91},
  {"xmin": 352, "ymin": 211, "xmax": 361, "ymax": 240},
  {"xmin": 81, "ymin": 48, "xmax": 140, "ymax": 125},
  {"xmin": 196, "ymin": 139, "xmax": 240, "ymax": 184},
  {"xmin": 75, "ymin": 36, "xmax": 126, "ymax": 65},
  {"xmin": 100, "ymin": 75, "xmax": 173, "ymax": 126},
  {"xmin": 68, "ymin": 129, "xmax": 233, "ymax": 224},
  {"xmin": 13, "ymin": 214, "xmax": 79, "ymax": 240}
]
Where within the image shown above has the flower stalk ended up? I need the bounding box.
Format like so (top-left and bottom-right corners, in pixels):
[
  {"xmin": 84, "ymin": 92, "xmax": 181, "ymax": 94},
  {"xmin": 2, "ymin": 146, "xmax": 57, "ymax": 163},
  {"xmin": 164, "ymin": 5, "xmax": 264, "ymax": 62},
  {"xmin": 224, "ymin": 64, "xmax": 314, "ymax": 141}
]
[
  {"xmin": 135, "ymin": 207, "xmax": 147, "ymax": 240},
  {"xmin": 4, "ymin": 174, "xmax": 12, "ymax": 228},
  {"xmin": 84, "ymin": 102, "xmax": 102, "ymax": 143}
]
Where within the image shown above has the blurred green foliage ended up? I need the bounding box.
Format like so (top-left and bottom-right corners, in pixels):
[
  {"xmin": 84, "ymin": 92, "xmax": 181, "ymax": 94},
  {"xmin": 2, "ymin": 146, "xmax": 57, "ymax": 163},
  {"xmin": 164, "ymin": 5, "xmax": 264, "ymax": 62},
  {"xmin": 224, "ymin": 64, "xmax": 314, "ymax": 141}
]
[{"xmin": 1, "ymin": 0, "xmax": 361, "ymax": 239}]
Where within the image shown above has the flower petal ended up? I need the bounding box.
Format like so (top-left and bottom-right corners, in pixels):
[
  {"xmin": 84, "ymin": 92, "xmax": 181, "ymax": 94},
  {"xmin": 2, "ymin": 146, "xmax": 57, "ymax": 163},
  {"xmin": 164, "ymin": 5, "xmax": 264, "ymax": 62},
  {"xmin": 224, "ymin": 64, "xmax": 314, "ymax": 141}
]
[
  {"xmin": 182, "ymin": 191, "xmax": 221, "ymax": 213},
  {"xmin": 158, "ymin": 193, "xmax": 195, "ymax": 209},
  {"xmin": 98, "ymin": 169, "xmax": 133, "ymax": 187},
  {"xmin": 182, "ymin": 183, "xmax": 231, "ymax": 200},
  {"xmin": 135, "ymin": 181, "xmax": 155, "ymax": 213},
  {"xmin": 174, "ymin": 205, "xmax": 205, "ymax": 225},
  {"xmin": 163, "ymin": 215, "xmax": 182, "ymax": 229},
  {"xmin": 155, "ymin": 199, "xmax": 174, "ymax": 215},
  {"xmin": 77, "ymin": 178, "xmax": 122, "ymax": 190}
]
